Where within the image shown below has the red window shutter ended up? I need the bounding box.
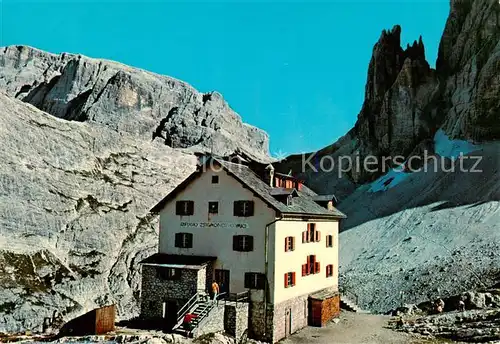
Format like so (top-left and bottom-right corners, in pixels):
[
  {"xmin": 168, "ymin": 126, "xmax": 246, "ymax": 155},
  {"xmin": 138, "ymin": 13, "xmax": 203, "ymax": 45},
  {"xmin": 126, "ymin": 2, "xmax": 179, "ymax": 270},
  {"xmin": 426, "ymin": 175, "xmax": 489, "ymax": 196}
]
[
  {"xmin": 315, "ymin": 262, "xmax": 320, "ymax": 274},
  {"xmin": 302, "ymin": 264, "xmax": 307, "ymax": 276},
  {"xmin": 284, "ymin": 273, "xmax": 288, "ymax": 288},
  {"xmin": 315, "ymin": 231, "xmax": 321, "ymax": 242},
  {"xmin": 291, "ymin": 237, "xmax": 295, "ymax": 251},
  {"xmin": 285, "ymin": 238, "xmax": 288, "ymax": 252},
  {"xmin": 302, "ymin": 231, "xmax": 306, "ymax": 243},
  {"xmin": 292, "ymin": 272, "xmax": 296, "ymax": 286}
]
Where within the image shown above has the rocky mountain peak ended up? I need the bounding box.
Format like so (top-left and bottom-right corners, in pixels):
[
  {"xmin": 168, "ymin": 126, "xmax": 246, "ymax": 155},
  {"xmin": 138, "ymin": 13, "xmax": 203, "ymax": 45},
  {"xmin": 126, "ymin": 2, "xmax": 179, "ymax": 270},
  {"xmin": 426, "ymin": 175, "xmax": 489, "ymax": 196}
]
[
  {"xmin": 363, "ymin": 25, "xmax": 429, "ymax": 120},
  {"xmin": 0, "ymin": 45, "xmax": 271, "ymax": 161},
  {"xmin": 278, "ymin": 0, "xmax": 498, "ymax": 191}
]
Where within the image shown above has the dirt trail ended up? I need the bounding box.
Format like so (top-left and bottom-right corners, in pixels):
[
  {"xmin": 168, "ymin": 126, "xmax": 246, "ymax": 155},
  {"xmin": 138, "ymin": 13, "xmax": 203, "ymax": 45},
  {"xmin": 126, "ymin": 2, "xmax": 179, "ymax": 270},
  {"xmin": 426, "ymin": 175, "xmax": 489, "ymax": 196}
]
[{"xmin": 279, "ymin": 312, "xmax": 443, "ymax": 344}]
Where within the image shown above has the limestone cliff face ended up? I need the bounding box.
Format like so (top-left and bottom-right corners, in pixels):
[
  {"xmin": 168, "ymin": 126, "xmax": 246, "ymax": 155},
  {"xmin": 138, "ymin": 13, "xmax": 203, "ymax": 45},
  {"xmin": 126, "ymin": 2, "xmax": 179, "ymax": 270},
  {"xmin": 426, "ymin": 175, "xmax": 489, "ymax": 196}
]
[
  {"xmin": 275, "ymin": 0, "xmax": 500, "ymax": 315},
  {"xmin": 0, "ymin": 93, "xmax": 196, "ymax": 332},
  {"xmin": 277, "ymin": 0, "xmax": 499, "ymax": 194},
  {"xmin": 351, "ymin": 25, "xmax": 439, "ymax": 177},
  {"xmin": 0, "ymin": 46, "xmax": 270, "ymax": 160},
  {"xmin": 0, "ymin": 47, "xmax": 272, "ymax": 333},
  {"xmin": 437, "ymin": 0, "xmax": 500, "ymax": 141}
]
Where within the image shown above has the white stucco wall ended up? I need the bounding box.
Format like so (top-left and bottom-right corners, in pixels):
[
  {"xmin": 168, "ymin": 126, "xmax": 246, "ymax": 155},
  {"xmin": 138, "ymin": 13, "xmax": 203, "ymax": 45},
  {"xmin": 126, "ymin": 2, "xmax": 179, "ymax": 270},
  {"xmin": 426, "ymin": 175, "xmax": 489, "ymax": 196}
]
[
  {"xmin": 271, "ymin": 219, "xmax": 339, "ymax": 304},
  {"xmin": 158, "ymin": 165, "xmax": 277, "ymax": 294}
]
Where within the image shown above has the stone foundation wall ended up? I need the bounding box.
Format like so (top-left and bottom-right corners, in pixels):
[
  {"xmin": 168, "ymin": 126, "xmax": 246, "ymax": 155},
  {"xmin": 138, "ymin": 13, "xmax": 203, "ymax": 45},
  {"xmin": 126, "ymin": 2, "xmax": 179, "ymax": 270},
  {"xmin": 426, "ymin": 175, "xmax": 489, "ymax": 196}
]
[
  {"xmin": 272, "ymin": 294, "xmax": 309, "ymax": 342},
  {"xmin": 248, "ymin": 301, "xmax": 274, "ymax": 342},
  {"xmin": 224, "ymin": 303, "xmax": 249, "ymax": 341},
  {"xmin": 140, "ymin": 265, "xmax": 206, "ymax": 318},
  {"xmin": 194, "ymin": 304, "xmax": 225, "ymax": 337}
]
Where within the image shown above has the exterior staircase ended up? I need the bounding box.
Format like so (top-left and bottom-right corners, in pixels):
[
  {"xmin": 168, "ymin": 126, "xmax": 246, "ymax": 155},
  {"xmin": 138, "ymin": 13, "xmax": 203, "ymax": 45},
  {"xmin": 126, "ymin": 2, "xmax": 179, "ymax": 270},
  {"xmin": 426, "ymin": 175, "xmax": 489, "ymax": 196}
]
[
  {"xmin": 340, "ymin": 296, "xmax": 363, "ymax": 313},
  {"xmin": 340, "ymin": 288, "xmax": 369, "ymax": 313},
  {"xmin": 173, "ymin": 292, "xmax": 215, "ymax": 337}
]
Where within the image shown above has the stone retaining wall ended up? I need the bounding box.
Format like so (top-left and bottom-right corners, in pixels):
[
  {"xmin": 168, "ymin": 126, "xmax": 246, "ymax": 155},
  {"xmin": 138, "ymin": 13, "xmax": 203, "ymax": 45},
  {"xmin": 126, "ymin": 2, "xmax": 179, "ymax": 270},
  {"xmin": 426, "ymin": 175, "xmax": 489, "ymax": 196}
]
[
  {"xmin": 194, "ymin": 304, "xmax": 225, "ymax": 337},
  {"xmin": 141, "ymin": 265, "xmax": 206, "ymax": 319},
  {"xmin": 272, "ymin": 294, "xmax": 309, "ymax": 342},
  {"xmin": 247, "ymin": 301, "xmax": 274, "ymax": 342},
  {"xmin": 224, "ymin": 303, "xmax": 249, "ymax": 342}
]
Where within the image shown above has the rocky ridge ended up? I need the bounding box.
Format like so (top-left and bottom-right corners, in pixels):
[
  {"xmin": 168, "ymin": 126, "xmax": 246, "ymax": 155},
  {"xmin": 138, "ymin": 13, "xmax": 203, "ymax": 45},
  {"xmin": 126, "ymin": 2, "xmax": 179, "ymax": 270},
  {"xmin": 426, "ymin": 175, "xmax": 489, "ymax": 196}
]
[
  {"xmin": 0, "ymin": 45, "xmax": 270, "ymax": 160},
  {"xmin": 0, "ymin": 0, "xmax": 498, "ymax": 335},
  {"xmin": 278, "ymin": 0, "xmax": 499, "ymax": 193},
  {"xmin": 0, "ymin": 46, "xmax": 271, "ymax": 332},
  {"xmin": 0, "ymin": 92, "xmax": 196, "ymax": 332},
  {"xmin": 277, "ymin": 0, "xmax": 500, "ymax": 314}
]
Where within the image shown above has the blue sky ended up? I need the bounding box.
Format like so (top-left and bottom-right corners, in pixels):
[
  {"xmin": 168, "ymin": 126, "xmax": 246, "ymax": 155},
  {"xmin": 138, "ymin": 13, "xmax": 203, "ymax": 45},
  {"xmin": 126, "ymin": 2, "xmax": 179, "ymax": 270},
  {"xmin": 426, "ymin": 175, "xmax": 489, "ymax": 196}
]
[{"xmin": 1, "ymin": 1, "xmax": 449, "ymax": 155}]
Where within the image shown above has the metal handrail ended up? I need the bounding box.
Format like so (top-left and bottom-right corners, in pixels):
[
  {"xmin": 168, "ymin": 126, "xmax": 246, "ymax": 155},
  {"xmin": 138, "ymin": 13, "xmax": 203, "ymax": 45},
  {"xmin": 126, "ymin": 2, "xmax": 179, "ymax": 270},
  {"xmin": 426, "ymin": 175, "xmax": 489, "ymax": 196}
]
[
  {"xmin": 339, "ymin": 286, "xmax": 359, "ymax": 306},
  {"xmin": 220, "ymin": 291, "xmax": 249, "ymax": 304},
  {"xmin": 176, "ymin": 290, "xmax": 205, "ymax": 324}
]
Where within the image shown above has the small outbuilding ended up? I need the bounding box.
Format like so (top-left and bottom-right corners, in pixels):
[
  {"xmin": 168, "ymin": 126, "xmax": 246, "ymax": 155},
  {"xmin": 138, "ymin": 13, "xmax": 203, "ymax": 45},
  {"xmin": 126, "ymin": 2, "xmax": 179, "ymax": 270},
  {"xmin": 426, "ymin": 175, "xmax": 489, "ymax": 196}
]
[
  {"xmin": 59, "ymin": 304, "xmax": 115, "ymax": 336},
  {"xmin": 308, "ymin": 290, "xmax": 340, "ymax": 327}
]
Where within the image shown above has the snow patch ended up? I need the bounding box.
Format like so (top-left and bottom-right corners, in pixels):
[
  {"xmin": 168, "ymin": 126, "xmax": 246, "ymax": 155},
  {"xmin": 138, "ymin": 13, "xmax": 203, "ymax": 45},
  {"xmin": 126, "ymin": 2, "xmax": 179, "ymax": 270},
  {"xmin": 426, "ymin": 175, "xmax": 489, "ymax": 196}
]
[
  {"xmin": 369, "ymin": 130, "xmax": 480, "ymax": 193},
  {"xmin": 434, "ymin": 129, "xmax": 479, "ymax": 159}
]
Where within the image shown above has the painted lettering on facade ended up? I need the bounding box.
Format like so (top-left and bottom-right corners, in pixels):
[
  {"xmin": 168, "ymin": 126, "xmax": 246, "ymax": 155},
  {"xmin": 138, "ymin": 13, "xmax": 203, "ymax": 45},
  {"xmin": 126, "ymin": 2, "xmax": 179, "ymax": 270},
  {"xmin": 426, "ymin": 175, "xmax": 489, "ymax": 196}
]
[{"xmin": 180, "ymin": 222, "xmax": 249, "ymax": 229}]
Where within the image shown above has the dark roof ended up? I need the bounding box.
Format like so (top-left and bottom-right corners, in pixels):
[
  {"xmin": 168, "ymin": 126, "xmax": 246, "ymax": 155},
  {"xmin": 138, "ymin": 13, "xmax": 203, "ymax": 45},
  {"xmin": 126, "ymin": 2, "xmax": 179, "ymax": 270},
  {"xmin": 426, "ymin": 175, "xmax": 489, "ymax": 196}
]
[
  {"xmin": 150, "ymin": 157, "xmax": 346, "ymax": 219},
  {"xmin": 312, "ymin": 194, "xmax": 339, "ymax": 203},
  {"xmin": 309, "ymin": 289, "xmax": 339, "ymax": 300},
  {"xmin": 140, "ymin": 253, "xmax": 216, "ymax": 268},
  {"xmin": 216, "ymin": 159, "xmax": 346, "ymax": 218},
  {"xmin": 275, "ymin": 172, "xmax": 303, "ymax": 181},
  {"xmin": 270, "ymin": 188, "xmax": 298, "ymax": 196}
]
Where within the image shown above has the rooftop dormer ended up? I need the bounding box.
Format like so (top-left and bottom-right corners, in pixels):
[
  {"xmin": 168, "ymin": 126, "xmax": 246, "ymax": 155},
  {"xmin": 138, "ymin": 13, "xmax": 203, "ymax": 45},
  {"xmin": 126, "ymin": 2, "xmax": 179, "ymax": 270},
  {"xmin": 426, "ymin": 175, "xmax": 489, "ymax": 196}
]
[
  {"xmin": 270, "ymin": 188, "xmax": 299, "ymax": 205},
  {"xmin": 312, "ymin": 194, "xmax": 339, "ymax": 210}
]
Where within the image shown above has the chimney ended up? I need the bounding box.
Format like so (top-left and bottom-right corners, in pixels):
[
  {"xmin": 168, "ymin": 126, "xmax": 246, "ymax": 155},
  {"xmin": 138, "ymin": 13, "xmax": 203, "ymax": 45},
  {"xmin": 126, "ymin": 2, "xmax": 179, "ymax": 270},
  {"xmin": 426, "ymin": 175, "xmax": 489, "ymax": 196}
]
[{"xmin": 266, "ymin": 164, "xmax": 275, "ymax": 187}]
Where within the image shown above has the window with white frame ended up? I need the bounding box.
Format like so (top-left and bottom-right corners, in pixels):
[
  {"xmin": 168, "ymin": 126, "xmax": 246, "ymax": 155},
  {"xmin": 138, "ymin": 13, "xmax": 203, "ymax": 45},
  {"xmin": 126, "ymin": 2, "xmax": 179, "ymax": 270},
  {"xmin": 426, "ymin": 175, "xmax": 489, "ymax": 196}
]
[
  {"xmin": 233, "ymin": 200, "xmax": 254, "ymax": 217},
  {"xmin": 233, "ymin": 235, "xmax": 254, "ymax": 252},
  {"xmin": 175, "ymin": 232, "xmax": 193, "ymax": 248},
  {"xmin": 176, "ymin": 200, "xmax": 194, "ymax": 215},
  {"xmin": 244, "ymin": 272, "xmax": 266, "ymax": 289}
]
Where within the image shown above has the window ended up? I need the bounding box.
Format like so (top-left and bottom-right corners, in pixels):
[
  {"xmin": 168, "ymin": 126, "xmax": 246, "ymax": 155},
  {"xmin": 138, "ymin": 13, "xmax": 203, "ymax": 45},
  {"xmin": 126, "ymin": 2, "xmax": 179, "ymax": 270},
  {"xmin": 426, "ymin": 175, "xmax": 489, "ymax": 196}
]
[
  {"xmin": 212, "ymin": 175, "xmax": 219, "ymax": 184},
  {"xmin": 326, "ymin": 264, "xmax": 334, "ymax": 278},
  {"xmin": 302, "ymin": 223, "xmax": 320, "ymax": 243},
  {"xmin": 157, "ymin": 267, "xmax": 181, "ymax": 280},
  {"xmin": 326, "ymin": 235, "xmax": 334, "ymax": 248},
  {"xmin": 233, "ymin": 235, "xmax": 254, "ymax": 252},
  {"xmin": 244, "ymin": 272, "xmax": 266, "ymax": 289},
  {"xmin": 233, "ymin": 200, "xmax": 254, "ymax": 217},
  {"xmin": 285, "ymin": 236, "xmax": 295, "ymax": 252},
  {"xmin": 284, "ymin": 272, "xmax": 296, "ymax": 288},
  {"xmin": 175, "ymin": 232, "xmax": 193, "ymax": 248},
  {"xmin": 176, "ymin": 201, "xmax": 194, "ymax": 215},
  {"xmin": 302, "ymin": 255, "xmax": 320, "ymax": 276},
  {"xmin": 208, "ymin": 201, "xmax": 219, "ymax": 214},
  {"xmin": 287, "ymin": 194, "xmax": 293, "ymax": 206}
]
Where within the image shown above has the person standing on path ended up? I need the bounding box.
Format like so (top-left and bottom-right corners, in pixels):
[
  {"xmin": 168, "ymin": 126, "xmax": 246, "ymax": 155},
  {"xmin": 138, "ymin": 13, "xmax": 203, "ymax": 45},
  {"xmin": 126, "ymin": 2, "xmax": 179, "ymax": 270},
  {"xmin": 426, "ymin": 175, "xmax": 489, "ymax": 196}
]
[{"xmin": 212, "ymin": 280, "xmax": 220, "ymax": 304}]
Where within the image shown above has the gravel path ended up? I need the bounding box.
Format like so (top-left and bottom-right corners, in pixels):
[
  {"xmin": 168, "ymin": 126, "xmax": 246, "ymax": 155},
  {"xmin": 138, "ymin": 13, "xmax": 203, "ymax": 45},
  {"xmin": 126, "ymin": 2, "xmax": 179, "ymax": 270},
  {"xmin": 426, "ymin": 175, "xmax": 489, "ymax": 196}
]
[{"xmin": 279, "ymin": 312, "xmax": 441, "ymax": 344}]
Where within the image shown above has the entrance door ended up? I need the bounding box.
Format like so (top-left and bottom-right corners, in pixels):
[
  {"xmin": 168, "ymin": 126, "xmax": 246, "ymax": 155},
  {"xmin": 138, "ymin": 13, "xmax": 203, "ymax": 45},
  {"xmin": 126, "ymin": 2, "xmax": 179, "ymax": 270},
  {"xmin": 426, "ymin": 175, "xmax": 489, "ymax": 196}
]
[
  {"xmin": 214, "ymin": 269, "xmax": 230, "ymax": 296},
  {"xmin": 285, "ymin": 308, "xmax": 292, "ymax": 336},
  {"xmin": 162, "ymin": 300, "xmax": 178, "ymax": 331}
]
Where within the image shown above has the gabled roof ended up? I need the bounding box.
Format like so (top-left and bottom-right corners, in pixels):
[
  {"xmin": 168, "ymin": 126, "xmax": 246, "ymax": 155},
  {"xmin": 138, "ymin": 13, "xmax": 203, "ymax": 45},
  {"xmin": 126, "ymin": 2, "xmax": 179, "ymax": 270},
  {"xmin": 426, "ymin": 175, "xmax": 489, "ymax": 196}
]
[
  {"xmin": 270, "ymin": 188, "xmax": 299, "ymax": 197},
  {"xmin": 312, "ymin": 194, "xmax": 339, "ymax": 203},
  {"xmin": 150, "ymin": 157, "xmax": 346, "ymax": 219},
  {"xmin": 140, "ymin": 253, "xmax": 216, "ymax": 269}
]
